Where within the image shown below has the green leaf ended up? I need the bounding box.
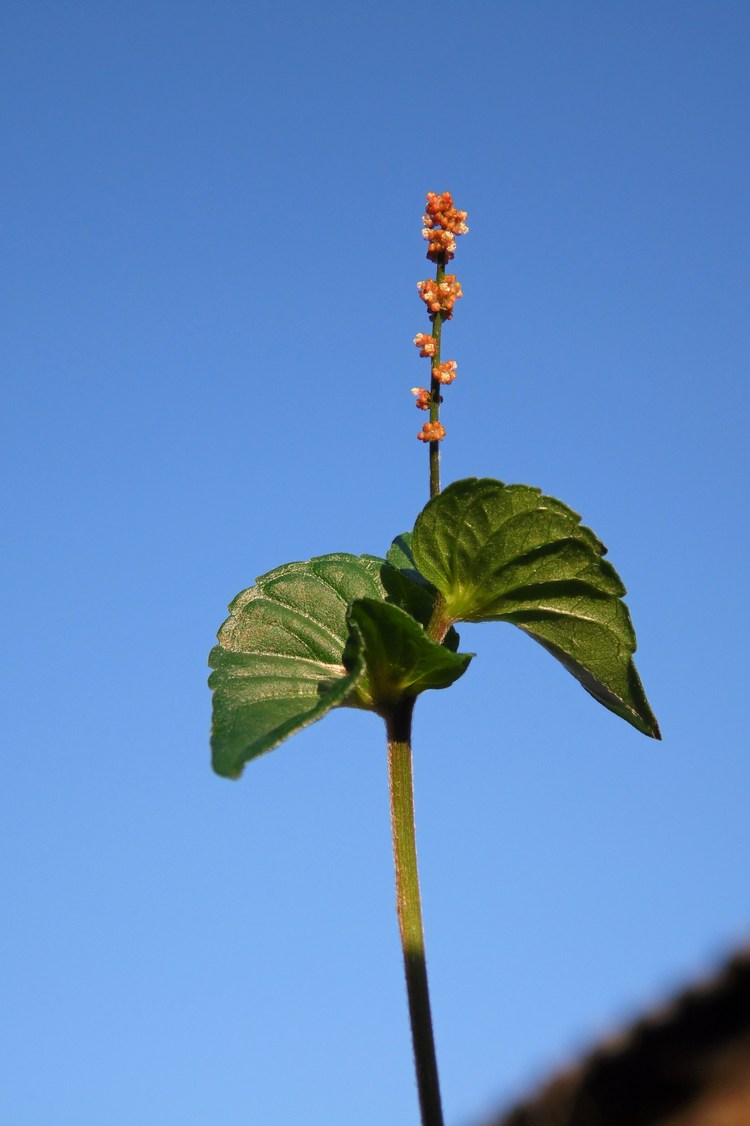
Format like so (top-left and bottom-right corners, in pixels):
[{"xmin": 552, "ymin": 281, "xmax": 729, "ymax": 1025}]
[
  {"xmin": 383, "ymin": 533, "xmax": 460, "ymax": 652},
  {"xmin": 411, "ymin": 478, "xmax": 660, "ymax": 739},
  {"xmin": 209, "ymin": 552, "xmax": 465, "ymax": 779},
  {"xmin": 346, "ymin": 599, "xmax": 472, "ymax": 711},
  {"xmin": 387, "ymin": 532, "xmax": 433, "ymax": 590},
  {"xmin": 209, "ymin": 554, "xmax": 382, "ymax": 778}
]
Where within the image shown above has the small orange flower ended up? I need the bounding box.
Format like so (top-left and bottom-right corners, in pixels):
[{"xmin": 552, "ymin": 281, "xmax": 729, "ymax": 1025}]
[
  {"xmin": 417, "ymin": 275, "xmax": 463, "ymax": 319},
  {"xmin": 411, "ymin": 387, "xmax": 431, "ymax": 410},
  {"xmin": 413, "ymin": 333, "xmax": 437, "ymax": 357},
  {"xmin": 417, "ymin": 421, "xmax": 446, "ymax": 442},
  {"xmin": 433, "ymin": 360, "xmax": 457, "ymax": 385}
]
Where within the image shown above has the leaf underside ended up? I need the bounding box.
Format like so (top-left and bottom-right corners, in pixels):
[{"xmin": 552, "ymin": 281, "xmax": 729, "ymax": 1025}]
[
  {"xmin": 209, "ymin": 554, "xmax": 466, "ymax": 778},
  {"xmin": 411, "ymin": 478, "xmax": 660, "ymax": 739}
]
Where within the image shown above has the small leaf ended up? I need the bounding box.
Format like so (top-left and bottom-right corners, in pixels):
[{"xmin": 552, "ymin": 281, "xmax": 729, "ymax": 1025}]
[
  {"xmin": 209, "ymin": 552, "xmax": 464, "ymax": 778},
  {"xmin": 411, "ymin": 478, "xmax": 660, "ymax": 738},
  {"xmin": 346, "ymin": 599, "xmax": 472, "ymax": 711}
]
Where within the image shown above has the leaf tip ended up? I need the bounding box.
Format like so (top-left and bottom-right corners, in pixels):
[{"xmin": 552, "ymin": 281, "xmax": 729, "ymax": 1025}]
[{"xmin": 211, "ymin": 752, "xmax": 245, "ymax": 781}]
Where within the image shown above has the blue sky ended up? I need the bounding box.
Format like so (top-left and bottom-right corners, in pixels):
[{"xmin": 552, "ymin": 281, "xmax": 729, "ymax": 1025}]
[{"xmin": 3, "ymin": 2, "xmax": 749, "ymax": 1123}]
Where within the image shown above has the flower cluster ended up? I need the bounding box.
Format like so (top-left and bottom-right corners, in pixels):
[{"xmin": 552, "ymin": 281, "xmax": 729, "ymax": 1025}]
[
  {"xmin": 422, "ymin": 191, "xmax": 469, "ymax": 263},
  {"xmin": 417, "ymin": 421, "xmax": 446, "ymax": 442},
  {"xmin": 433, "ymin": 360, "xmax": 457, "ymax": 385},
  {"xmin": 416, "ymin": 275, "xmax": 463, "ymax": 319},
  {"xmin": 413, "ymin": 333, "xmax": 437, "ymax": 357},
  {"xmin": 411, "ymin": 387, "xmax": 432, "ymax": 410}
]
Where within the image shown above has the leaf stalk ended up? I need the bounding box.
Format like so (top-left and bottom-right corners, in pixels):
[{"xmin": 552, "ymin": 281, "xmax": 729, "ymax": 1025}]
[{"xmin": 426, "ymin": 593, "xmax": 452, "ymax": 646}]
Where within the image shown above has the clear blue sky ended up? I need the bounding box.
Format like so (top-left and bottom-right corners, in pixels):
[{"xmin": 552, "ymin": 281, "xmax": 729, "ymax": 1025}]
[{"xmin": 3, "ymin": 3, "xmax": 749, "ymax": 1124}]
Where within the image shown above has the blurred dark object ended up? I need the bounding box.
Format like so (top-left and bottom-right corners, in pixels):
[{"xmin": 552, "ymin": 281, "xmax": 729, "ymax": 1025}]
[{"xmin": 487, "ymin": 947, "xmax": 750, "ymax": 1126}]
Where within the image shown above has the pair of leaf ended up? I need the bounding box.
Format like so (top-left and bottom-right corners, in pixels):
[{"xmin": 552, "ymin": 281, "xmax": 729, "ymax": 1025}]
[
  {"xmin": 209, "ymin": 479, "xmax": 659, "ymax": 778},
  {"xmin": 208, "ymin": 554, "xmax": 470, "ymax": 778}
]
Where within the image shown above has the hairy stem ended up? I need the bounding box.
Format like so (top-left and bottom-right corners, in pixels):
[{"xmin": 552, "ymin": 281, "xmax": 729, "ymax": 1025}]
[
  {"xmin": 386, "ymin": 700, "xmax": 444, "ymax": 1126},
  {"xmin": 426, "ymin": 593, "xmax": 452, "ymax": 646},
  {"xmin": 428, "ymin": 258, "xmax": 446, "ymax": 499}
]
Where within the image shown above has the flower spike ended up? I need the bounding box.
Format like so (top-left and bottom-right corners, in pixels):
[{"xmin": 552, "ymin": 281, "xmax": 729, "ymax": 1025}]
[{"xmin": 412, "ymin": 192, "xmax": 468, "ymax": 488}]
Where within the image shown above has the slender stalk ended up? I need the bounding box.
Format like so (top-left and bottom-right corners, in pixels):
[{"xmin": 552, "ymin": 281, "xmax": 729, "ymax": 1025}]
[
  {"xmin": 428, "ymin": 258, "xmax": 446, "ymax": 498},
  {"xmin": 386, "ymin": 699, "xmax": 444, "ymax": 1126}
]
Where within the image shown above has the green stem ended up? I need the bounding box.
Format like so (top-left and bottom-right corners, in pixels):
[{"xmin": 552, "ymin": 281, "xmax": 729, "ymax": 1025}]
[
  {"xmin": 428, "ymin": 259, "xmax": 446, "ymax": 499},
  {"xmin": 386, "ymin": 700, "xmax": 444, "ymax": 1126}
]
